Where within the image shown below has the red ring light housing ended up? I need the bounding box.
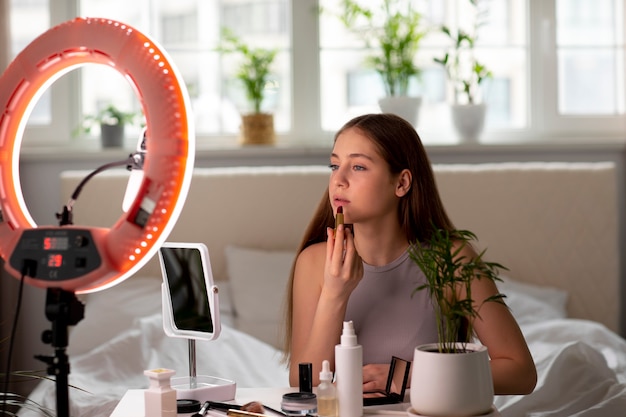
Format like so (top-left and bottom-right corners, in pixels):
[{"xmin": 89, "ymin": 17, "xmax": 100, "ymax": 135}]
[{"xmin": 0, "ymin": 17, "xmax": 195, "ymax": 293}]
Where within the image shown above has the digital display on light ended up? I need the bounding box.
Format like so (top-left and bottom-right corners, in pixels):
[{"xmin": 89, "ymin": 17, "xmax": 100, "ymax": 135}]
[
  {"xmin": 43, "ymin": 236, "xmax": 69, "ymax": 251},
  {"xmin": 47, "ymin": 253, "xmax": 63, "ymax": 268}
]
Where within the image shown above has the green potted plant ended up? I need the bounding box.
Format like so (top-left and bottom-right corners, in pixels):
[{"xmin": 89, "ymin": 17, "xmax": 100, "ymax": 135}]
[
  {"xmin": 407, "ymin": 227, "xmax": 506, "ymax": 416},
  {"xmin": 219, "ymin": 28, "xmax": 278, "ymax": 145},
  {"xmin": 433, "ymin": 0, "xmax": 493, "ymax": 142},
  {"xmin": 334, "ymin": 0, "xmax": 428, "ymax": 127},
  {"xmin": 75, "ymin": 104, "xmax": 141, "ymax": 148}
]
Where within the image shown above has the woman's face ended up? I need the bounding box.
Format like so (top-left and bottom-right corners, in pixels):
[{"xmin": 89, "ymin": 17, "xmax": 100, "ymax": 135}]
[{"xmin": 329, "ymin": 128, "xmax": 401, "ymax": 225}]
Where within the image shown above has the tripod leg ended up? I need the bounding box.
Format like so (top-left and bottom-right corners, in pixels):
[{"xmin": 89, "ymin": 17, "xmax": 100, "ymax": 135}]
[{"xmin": 37, "ymin": 289, "xmax": 84, "ymax": 417}]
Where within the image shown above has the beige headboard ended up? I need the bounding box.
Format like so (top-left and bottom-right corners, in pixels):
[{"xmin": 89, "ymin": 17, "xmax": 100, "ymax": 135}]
[
  {"xmin": 433, "ymin": 162, "xmax": 620, "ymax": 333},
  {"xmin": 60, "ymin": 162, "xmax": 622, "ymax": 333}
]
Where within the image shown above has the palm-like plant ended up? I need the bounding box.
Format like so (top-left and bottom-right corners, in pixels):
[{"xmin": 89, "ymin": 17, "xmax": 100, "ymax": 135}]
[
  {"xmin": 336, "ymin": 0, "xmax": 427, "ymax": 97},
  {"xmin": 433, "ymin": 0, "xmax": 492, "ymax": 104},
  {"xmin": 219, "ymin": 28, "xmax": 277, "ymax": 114},
  {"xmin": 74, "ymin": 104, "xmax": 141, "ymax": 136},
  {"xmin": 408, "ymin": 228, "xmax": 507, "ymax": 353}
]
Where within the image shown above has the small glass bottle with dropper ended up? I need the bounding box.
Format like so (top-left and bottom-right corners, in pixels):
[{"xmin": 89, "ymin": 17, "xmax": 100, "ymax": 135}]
[{"xmin": 317, "ymin": 359, "xmax": 338, "ymax": 417}]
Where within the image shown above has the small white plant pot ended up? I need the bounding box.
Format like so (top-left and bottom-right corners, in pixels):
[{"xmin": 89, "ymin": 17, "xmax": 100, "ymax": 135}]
[
  {"xmin": 378, "ymin": 96, "xmax": 422, "ymax": 128},
  {"xmin": 410, "ymin": 342, "xmax": 494, "ymax": 417},
  {"xmin": 451, "ymin": 103, "xmax": 486, "ymax": 143}
]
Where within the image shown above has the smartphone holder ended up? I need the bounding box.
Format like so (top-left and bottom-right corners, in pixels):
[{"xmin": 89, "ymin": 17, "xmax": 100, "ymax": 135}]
[{"xmin": 158, "ymin": 243, "xmax": 236, "ymax": 402}]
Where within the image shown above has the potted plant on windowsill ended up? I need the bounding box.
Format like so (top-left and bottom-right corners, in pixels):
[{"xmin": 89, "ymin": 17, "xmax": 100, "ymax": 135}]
[
  {"xmin": 408, "ymin": 228, "xmax": 507, "ymax": 416},
  {"xmin": 219, "ymin": 28, "xmax": 278, "ymax": 145},
  {"xmin": 75, "ymin": 104, "xmax": 141, "ymax": 148},
  {"xmin": 334, "ymin": 0, "xmax": 428, "ymax": 127},
  {"xmin": 434, "ymin": 0, "xmax": 492, "ymax": 142}
]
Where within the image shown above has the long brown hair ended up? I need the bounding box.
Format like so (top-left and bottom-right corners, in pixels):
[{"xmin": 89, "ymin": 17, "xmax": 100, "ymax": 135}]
[{"xmin": 282, "ymin": 113, "xmax": 454, "ymax": 358}]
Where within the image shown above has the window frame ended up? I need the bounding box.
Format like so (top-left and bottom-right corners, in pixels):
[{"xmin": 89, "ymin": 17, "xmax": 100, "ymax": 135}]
[
  {"xmin": 528, "ymin": 0, "xmax": 626, "ymax": 139},
  {"xmin": 14, "ymin": 0, "xmax": 626, "ymax": 150}
]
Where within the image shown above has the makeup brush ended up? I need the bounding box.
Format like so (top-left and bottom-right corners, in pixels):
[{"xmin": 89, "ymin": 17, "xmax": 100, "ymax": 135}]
[{"xmin": 191, "ymin": 401, "xmax": 210, "ymax": 417}]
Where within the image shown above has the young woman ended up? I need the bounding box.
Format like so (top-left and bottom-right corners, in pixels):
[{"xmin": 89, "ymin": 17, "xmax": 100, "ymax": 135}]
[{"xmin": 283, "ymin": 113, "xmax": 537, "ymax": 395}]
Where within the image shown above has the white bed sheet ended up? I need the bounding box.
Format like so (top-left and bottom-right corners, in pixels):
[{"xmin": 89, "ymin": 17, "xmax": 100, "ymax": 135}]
[
  {"xmin": 496, "ymin": 319, "xmax": 626, "ymax": 417},
  {"xmin": 19, "ymin": 279, "xmax": 626, "ymax": 417},
  {"xmin": 20, "ymin": 314, "xmax": 289, "ymax": 417}
]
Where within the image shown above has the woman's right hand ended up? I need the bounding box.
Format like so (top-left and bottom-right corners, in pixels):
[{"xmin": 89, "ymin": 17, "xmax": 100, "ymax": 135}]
[
  {"xmin": 323, "ymin": 224, "xmax": 363, "ymax": 298},
  {"xmin": 289, "ymin": 224, "xmax": 363, "ymax": 386}
]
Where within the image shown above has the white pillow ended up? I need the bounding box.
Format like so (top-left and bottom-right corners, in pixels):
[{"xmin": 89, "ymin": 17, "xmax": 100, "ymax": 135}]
[
  {"xmin": 215, "ymin": 280, "xmax": 235, "ymax": 327},
  {"xmin": 224, "ymin": 246, "xmax": 295, "ymax": 349},
  {"xmin": 497, "ymin": 276, "xmax": 569, "ymax": 324}
]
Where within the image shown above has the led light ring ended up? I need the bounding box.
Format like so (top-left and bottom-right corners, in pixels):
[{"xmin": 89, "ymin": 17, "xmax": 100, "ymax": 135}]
[{"xmin": 0, "ymin": 17, "xmax": 195, "ymax": 293}]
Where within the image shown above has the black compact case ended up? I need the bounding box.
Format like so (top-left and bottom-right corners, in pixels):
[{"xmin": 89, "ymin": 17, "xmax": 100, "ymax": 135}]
[{"xmin": 363, "ymin": 356, "xmax": 411, "ymax": 406}]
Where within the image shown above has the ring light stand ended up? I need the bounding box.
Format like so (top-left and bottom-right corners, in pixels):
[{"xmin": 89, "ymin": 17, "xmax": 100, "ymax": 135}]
[{"xmin": 0, "ymin": 18, "xmax": 195, "ymax": 417}]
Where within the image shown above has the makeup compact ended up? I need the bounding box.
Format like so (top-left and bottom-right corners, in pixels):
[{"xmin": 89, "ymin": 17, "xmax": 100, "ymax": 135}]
[
  {"xmin": 177, "ymin": 399, "xmax": 201, "ymax": 416},
  {"xmin": 281, "ymin": 392, "xmax": 317, "ymax": 416},
  {"xmin": 363, "ymin": 356, "xmax": 411, "ymax": 406}
]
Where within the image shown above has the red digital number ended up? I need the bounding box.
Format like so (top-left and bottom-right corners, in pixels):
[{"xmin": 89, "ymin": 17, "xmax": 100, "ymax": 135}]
[{"xmin": 47, "ymin": 254, "xmax": 63, "ymax": 268}]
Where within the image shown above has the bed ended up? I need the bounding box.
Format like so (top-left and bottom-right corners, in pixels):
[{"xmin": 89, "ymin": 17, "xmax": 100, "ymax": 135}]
[{"xmin": 19, "ymin": 163, "xmax": 626, "ymax": 417}]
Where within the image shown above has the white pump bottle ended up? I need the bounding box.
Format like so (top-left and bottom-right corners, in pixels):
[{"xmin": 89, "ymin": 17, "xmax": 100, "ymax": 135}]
[{"xmin": 335, "ymin": 321, "xmax": 363, "ymax": 417}]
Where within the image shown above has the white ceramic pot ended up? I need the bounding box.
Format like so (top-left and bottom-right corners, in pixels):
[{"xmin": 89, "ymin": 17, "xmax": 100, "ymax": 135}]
[
  {"xmin": 410, "ymin": 342, "xmax": 494, "ymax": 417},
  {"xmin": 378, "ymin": 96, "xmax": 422, "ymax": 128},
  {"xmin": 450, "ymin": 103, "xmax": 486, "ymax": 143}
]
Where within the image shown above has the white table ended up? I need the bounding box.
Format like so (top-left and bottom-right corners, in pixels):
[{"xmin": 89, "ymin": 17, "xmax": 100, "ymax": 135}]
[{"xmin": 110, "ymin": 387, "xmax": 413, "ymax": 417}]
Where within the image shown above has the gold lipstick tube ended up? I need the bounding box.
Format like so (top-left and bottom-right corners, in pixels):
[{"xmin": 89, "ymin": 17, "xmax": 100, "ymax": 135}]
[{"xmin": 334, "ymin": 206, "xmax": 344, "ymax": 236}]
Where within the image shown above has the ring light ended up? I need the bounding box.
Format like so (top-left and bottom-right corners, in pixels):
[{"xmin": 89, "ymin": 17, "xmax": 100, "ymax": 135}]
[{"xmin": 0, "ymin": 17, "xmax": 195, "ymax": 293}]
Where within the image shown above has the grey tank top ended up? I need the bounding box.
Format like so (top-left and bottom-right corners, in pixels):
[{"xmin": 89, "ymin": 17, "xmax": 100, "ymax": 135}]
[{"xmin": 344, "ymin": 249, "xmax": 438, "ymax": 364}]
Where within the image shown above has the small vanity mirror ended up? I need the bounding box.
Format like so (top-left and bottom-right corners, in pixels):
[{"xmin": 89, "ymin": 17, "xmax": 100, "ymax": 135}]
[
  {"xmin": 159, "ymin": 242, "xmax": 221, "ymax": 341},
  {"xmin": 363, "ymin": 356, "xmax": 411, "ymax": 406}
]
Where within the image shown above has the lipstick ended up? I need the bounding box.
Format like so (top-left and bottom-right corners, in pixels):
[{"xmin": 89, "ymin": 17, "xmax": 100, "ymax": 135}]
[{"xmin": 335, "ymin": 206, "xmax": 344, "ymax": 236}]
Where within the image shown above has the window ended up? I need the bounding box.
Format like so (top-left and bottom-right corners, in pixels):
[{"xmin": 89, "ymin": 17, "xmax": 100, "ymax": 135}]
[
  {"xmin": 7, "ymin": 0, "xmax": 626, "ymax": 149},
  {"xmin": 531, "ymin": 0, "xmax": 626, "ymax": 136},
  {"xmin": 319, "ymin": 0, "xmax": 528, "ymax": 140},
  {"xmin": 557, "ymin": 0, "xmax": 623, "ymax": 115},
  {"xmin": 8, "ymin": 0, "xmax": 51, "ymax": 126}
]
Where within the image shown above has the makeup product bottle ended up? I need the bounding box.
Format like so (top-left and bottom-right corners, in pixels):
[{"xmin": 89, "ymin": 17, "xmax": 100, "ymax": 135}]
[
  {"xmin": 144, "ymin": 368, "xmax": 177, "ymax": 417},
  {"xmin": 299, "ymin": 362, "xmax": 313, "ymax": 393},
  {"xmin": 317, "ymin": 360, "xmax": 338, "ymax": 417},
  {"xmin": 335, "ymin": 321, "xmax": 363, "ymax": 417}
]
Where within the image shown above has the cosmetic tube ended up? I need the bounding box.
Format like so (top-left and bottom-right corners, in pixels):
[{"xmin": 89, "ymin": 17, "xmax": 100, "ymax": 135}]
[
  {"xmin": 335, "ymin": 321, "xmax": 363, "ymax": 417},
  {"xmin": 334, "ymin": 206, "xmax": 344, "ymax": 236},
  {"xmin": 299, "ymin": 362, "xmax": 313, "ymax": 393}
]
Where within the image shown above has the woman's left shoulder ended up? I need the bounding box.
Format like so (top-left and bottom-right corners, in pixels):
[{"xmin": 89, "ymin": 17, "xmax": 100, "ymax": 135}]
[{"xmin": 451, "ymin": 238, "xmax": 478, "ymax": 259}]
